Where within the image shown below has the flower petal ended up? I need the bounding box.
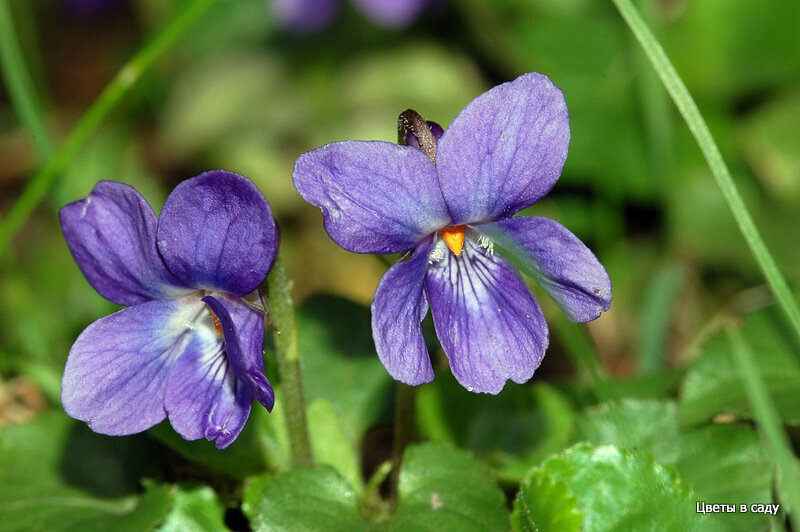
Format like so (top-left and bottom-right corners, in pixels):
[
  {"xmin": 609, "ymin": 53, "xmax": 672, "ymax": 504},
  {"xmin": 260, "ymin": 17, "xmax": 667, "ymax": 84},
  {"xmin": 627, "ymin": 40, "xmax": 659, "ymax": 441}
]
[
  {"xmin": 157, "ymin": 170, "xmax": 278, "ymax": 296},
  {"xmin": 163, "ymin": 321, "xmax": 253, "ymax": 450},
  {"xmin": 425, "ymin": 238, "xmax": 549, "ymax": 393},
  {"xmin": 483, "ymin": 217, "xmax": 611, "ymax": 322},
  {"xmin": 436, "ymin": 73, "xmax": 570, "ymax": 224},
  {"xmin": 349, "ymin": 0, "xmax": 429, "ymax": 27},
  {"xmin": 59, "ymin": 181, "xmax": 186, "ymax": 306},
  {"xmin": 293, "ymin": 141, "xmax": 451, "ymax": 253},
  {"xmin": 271, "ymin": 0, "xmax": 339, "ymax": 33},
  {"xmin": 203, "ymin": 294, "xmax": 274, "ymax": 411},
  {"xmin": 205, "ymin": 384, "xmax": 251, "ymax": 449},
  {"xmin": 61, "ymin": 298, "xmax": 204, "ymax": 435},
  {"xmin": 371, "ymin": 240, "xmax": 435, "ymax": 386}
]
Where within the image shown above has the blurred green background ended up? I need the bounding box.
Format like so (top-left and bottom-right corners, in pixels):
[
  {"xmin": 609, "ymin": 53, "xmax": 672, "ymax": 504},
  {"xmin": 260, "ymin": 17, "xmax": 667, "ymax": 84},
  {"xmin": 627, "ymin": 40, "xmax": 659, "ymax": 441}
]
[
  {"xmin": 0, "ymin": 0, "xmax": 799, "ymax": 528},
  {"xmin": 3, "ymin": 0, "xmax": 799, "ymax": 410}
]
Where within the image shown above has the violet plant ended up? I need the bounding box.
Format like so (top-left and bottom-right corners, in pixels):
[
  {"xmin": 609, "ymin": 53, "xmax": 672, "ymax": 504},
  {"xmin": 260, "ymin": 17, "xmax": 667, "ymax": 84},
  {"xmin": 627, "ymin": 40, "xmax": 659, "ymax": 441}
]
[
  {"xmin": 59, "ymin": 171, "xmax": 277, "ymax": 449},
  {"xmin": 293, "ymin": 73, "xmax": 611, "ymax": 393},
  {"xmin": 2, "ymin": 0, "xmax": 800, "ymax": 529}
]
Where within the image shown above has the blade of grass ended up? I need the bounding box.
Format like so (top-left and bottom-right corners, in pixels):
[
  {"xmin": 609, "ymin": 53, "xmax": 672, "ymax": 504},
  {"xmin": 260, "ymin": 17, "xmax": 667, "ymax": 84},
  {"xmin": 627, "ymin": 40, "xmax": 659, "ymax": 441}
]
[
  {"xmin": 725, "ymin": 326, "xmax": 800, "ymax": 529},
  {"xmin": 0, "ymin": 1, "xmax": 56, "ymax": 162},
  {"xmin": 0, "ymin": 0, "xmax": 222, "ymax": 256},
  {"xmin": 610, "ymin": 0, "xmax": 800, "ymax": 345},
  {"xmin": 638, "ymin": 264, "xmax": 685, "ymax": 374}
]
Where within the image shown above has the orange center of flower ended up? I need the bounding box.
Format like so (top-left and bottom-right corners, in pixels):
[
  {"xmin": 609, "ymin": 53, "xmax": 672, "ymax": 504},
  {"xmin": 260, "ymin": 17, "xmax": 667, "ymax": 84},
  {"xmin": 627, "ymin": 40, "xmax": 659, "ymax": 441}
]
[
  {"xmin": 439, "ymin": 225, "xmax": 466, "ymax": 256},
  {"xmin": 211, "ymin": 311, "xmax": 223, "ymax": 337}
]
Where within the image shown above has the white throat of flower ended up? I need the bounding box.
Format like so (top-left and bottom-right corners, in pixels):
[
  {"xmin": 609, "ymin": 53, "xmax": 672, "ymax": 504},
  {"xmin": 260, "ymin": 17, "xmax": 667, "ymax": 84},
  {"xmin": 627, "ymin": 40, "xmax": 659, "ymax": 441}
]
[
  {"xmin": 477, "ymin": 233, "xmax": 494, "ymax": 256},
  {"xmin": 428, "ymin": 232, "xmax": 495, "ymax": 265},
  {"xmin": 428, "ymin": 238, "xmax": 448, "ymax": 264}
]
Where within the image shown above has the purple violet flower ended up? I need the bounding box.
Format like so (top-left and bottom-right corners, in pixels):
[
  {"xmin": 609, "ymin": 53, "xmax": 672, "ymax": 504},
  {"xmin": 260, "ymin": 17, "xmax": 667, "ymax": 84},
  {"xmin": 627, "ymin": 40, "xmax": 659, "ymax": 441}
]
[
  {"xmin": 271, "ymin": 0, "xmax": 432, "ymax": 33},
  {"xmin": 59, "ymin": 171, "xmax": 278, "ymax": 449},
  {"xmin": 293, "ymin": 73, "xmax": 612, "ymax": 394}
]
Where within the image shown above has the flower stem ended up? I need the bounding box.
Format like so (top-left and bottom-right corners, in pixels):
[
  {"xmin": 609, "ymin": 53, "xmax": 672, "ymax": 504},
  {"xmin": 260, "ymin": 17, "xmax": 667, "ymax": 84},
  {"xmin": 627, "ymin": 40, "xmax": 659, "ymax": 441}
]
[
  {"xmin": 388, "ymin": 382, "xmax": 415, "ymax": 506},
  {"xmin": 610, "ymin": 0, "xmax": 800, "ymax": 344},
  {"xmin": 0, "ymin": 2, "xmax": 55, "ymax": 162},
  {"xmin": 266, "ymin": 253, "xmax": 313, "ymax": 467},
  {"xmin": 0, "ymin": 0, "xmax": 222, "ymax": 257},
  {"xmin": 725, "ymin": 326, "xmax": 800, "ymax": 530}
]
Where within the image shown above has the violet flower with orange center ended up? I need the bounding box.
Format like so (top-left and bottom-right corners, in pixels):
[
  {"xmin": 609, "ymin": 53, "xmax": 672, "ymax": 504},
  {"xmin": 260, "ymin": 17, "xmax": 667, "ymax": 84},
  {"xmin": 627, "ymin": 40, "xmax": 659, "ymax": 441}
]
[{"xmin": 293, "ymin": 73, "xmax": 611, "ymax": 393}]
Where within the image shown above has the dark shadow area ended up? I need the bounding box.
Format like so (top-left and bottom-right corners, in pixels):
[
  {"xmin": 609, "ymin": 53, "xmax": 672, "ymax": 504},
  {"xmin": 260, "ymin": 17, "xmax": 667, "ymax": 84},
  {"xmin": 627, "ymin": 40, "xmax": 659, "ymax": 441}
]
[
  {"xmin": 297, "ymin": 293, "xmax": 375, "ymax": 358},
  {"xmin": 59, "ymin": 421, "xmax": 170, "ymax": 497}
]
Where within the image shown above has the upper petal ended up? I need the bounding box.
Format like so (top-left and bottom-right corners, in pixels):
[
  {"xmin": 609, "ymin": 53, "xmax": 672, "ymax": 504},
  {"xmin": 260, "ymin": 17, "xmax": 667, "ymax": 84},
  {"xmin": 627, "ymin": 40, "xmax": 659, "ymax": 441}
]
[
  {"xmin": 157, "ymin": 170, "xmax": 278, "ymax": 296},
  {"xmin": 482, "ymin": 217, "xmax": 611, "ymax": 322},
  {"xmin": 292, "ymin": 141, "xmax": 451, "ymax": 253},
  {"xmin": 203, "ymin": 293, "xmax": 274, "ymax": 411},
  {"xmin": 271, "ymin": 0, "xmax": 339, "ymax": 33},
  {"xmin": 59, "ymin": 181, "xmax": 187, "ymax": 306},
  {"xmin": 61, "ymin": 297, "xmax": 205, "ymax": 435},
  {"xmin": 371, "ymin": 240, "xmax": 435, "ymax": 386},
  {"xmin": 349, "ymin": 0, "xmax": 429, "ymax": 27},
  {"xmin": 425, "ymin": 238, "xmax": 549, "ymax": 394},
  {"xmin": 435, "ymin": 73, "xmax": 570, "ymax": 224}
]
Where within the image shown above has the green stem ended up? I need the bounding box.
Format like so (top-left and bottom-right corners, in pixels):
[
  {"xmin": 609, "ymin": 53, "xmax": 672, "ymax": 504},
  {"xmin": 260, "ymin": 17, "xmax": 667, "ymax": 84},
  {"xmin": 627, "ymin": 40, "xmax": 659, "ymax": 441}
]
[
  {"xmin": 725, "ymin": 327, "xmax": 800, "ymax": 529},
  {"xmin": 0, "ymin": 0, "xmax": 222, "ymax": 256},
  {"xmin": 388, "ymin": 382, "xmax": 415, "ymax": 506},
  {"xmin": 0, "ymin": 1, "xmax": 56, "ymax": 162},
  {"xmin": 267, "ymin": 254, "xmax": 313, "ymax": 467},
  {"xmin": 610, "ymin": 0, "xmax": 800, "ymax": 344}
]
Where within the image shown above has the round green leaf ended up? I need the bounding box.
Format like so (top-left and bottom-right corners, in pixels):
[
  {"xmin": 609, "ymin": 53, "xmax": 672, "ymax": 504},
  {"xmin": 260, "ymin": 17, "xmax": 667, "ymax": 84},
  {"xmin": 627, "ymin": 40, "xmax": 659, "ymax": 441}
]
[
  {"xmin": 244, "ymin": 442, "xmax": 508, "ymax": 531},
  {"xmin": 390, "ymin": 443, "xmax": 509, "ymax": 531},
  {"xmin": 245, "ymin": 466, "xmax": 365, "ymax": 531},
  {"xmin": 158, "ymin": 485, "xmax": 228, "ymax": 532},
  {"xmin": 576, "ymin": 399, "xmax": 680, "ymax": 465},
  {"xmin": 676, "ymin": 424, "xmax": 773, "ymax": 531},
  {"xmin": 517, "ymin": 443, "xmax": 716, "ymax": 532},
  {"xmin": 512, "ymin": 474, "xmax": 582, "ymax": 532}
]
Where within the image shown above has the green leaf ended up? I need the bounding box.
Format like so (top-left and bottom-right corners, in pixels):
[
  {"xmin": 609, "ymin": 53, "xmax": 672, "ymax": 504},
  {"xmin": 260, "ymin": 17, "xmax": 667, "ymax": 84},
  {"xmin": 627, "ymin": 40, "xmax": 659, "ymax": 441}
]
[
  {"xmin": 297, "ymin": 294, "xmax": 393, "ymax": 446},
  {"xmin": 574, "ymin": 399, "xmax": 774, "ymax": 530},
  {"xmin": 158, "ymin": 485, "xmax": 228, "ymax": 532},
  {"xmin": 417, "ymin": 371, "xmax": 575, "ymax": 483},
  {"xmin": 512, "ymin": 473, "xmax": 582, "ymax": 532},
  {"xmin": 516, "ymin": 443, "xmax": 715, "ymax": 531},
  {"xmin": 0, "ymin": 412, "xmax": 172, "ymax": 531},
  {"xmin": 245, "ymin": 442, "xmax": 508, "ymax": 531},
  {"xmin": 244, "ymin": 466, "xmax": 365, "ymax": 531},
  {"xmin": 677, "ymin": 424, "xmax": 772, "ymax": 531},
  {"xmin": 389, "ymin": 443, "xmax": 509, "ymax": 530},
  {"xmin": 678, "ymin": 307, "xmax": 800, "ymax": 426},
  {"xmin": 308, "ymin": 399, "xmax": 363, "ymax": 493},
  {"xmin": 576, "ymin": 399, "xmax": 681, "ymax": 465}
]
